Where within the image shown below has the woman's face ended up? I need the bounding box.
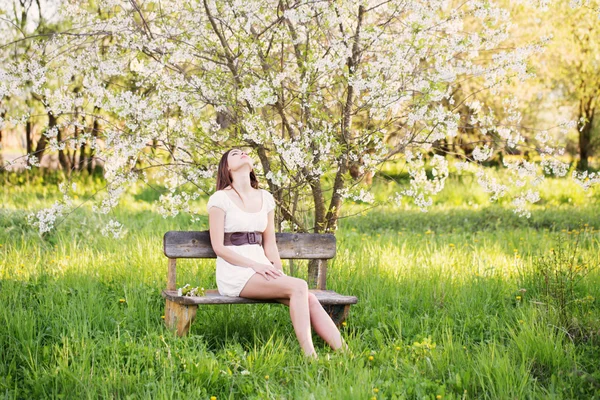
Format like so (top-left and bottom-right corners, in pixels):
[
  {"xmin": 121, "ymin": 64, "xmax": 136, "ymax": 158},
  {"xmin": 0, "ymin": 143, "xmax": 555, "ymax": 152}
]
[{"xmin": 227, "ymin": 148, "xmax": 253, "ymax": 172}]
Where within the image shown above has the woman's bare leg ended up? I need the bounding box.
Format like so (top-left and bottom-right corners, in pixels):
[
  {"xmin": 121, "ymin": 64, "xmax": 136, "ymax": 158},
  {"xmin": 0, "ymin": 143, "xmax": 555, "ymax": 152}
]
[
  {"xmin": 239, "ymin": 274, "xmax": 317, "ymax": 358},
  {"xmin": 277, "ymin": 294, "xmax": 347, "ymax": 351}
]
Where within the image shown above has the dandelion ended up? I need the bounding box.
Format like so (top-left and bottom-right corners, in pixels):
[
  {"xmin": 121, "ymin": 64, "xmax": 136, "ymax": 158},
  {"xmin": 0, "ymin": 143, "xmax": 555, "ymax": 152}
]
[
  {"xmin": 516, "ymin": 296, "xmax": 522, "ymax": 301},
  {"xmin": 264, "ymin": 375, "xmax": 269, "ymax": 380},
  {"xmin": 425, "ymin": 230, "xmax": 433, "ymax": 234},
  {"xmin": 342, "ymin": 321, "xmax": 347, "ymax": 327},
  {"xmin": 449, "ymin": 243, "xmax": 455, "ymax": 247},
  {"xmin": 519, "ymin": 319, "xmax": 524, "ymax": 324},
  {"xmin": 373, "ymin": 388, "xmax": 379, "ymax": 393},
  {"xmin": 515, "ymin": 255, "xmax": 520, "ymax": 259},
  {"xmin": 513, "ymin": 249, "xmax": 518, "ymax": 253},
  {"xmin": 119, "ymin": 298, "xmax": 126, "ymax": 303},
  {"xmin": 211, "ymin": 397, "xmax": 217, "ymax": 400},
  {"xmin": 161, "ymin": 315, "xmax": 165, "ymax": 319},
  {"xmin": 395, "ymin": 346, "xmax": 401, "ymax": 351},
  {"xmin": 436, "ymin": 395, "xmax": 442, "ymax": 400},
  {"xmin": 368, "ymin": 355, "xmax": 374, "ymax": 361}
]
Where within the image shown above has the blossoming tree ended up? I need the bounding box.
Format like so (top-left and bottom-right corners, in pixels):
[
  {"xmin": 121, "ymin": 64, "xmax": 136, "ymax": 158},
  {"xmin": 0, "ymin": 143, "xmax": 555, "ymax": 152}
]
[{"xmin": 2, "ymin": 1, "xmax": 599, "ymax": 262}]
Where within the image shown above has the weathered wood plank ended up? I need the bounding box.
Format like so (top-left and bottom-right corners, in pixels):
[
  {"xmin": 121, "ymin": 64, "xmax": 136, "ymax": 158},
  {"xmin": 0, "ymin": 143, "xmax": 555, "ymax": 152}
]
[
  {"xmin": 323, "ymin": 304, "xmax": 351, "ymax": 327},
  {"xmin": 164, "ymin": 299, "xmax": 198, "ymax": 336},
  {"xmin": 167, "ymin": 258, "xmax": 177, "ymax": 291},
  {"xmin": 161, "ymin": 289, "xmax": 358, "ymax": 306},
  {"xmin": 307, "ymin": 259, "xmax": 328, "ymax": 290},
  {"xmin": 163, "ymin": 231, "xmax": 336, "ymax": 259}
]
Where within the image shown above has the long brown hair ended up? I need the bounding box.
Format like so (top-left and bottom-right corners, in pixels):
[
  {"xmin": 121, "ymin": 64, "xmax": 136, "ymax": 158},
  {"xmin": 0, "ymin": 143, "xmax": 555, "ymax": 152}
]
[{"xmin": 216, "ymin": 148, "xmax": 259, "ymax": 206}]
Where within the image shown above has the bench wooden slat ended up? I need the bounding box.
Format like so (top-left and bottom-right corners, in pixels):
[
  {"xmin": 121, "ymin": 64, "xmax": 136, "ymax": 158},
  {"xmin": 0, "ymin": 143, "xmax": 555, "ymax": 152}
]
[
  {"xmin": 163, "ymin": 231, "xmax": 336, "ymax": 259},
  {"xmin": 162, "ymin": 289, "xmax": 358, "ymax": 306}
]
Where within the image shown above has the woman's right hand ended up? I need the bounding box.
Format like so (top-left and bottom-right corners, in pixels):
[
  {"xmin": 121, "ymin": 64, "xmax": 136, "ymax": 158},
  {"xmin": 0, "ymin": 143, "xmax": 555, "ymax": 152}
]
[{"xmin": 250, "ymin": 261, "xmax": 284, "ymax": 281}]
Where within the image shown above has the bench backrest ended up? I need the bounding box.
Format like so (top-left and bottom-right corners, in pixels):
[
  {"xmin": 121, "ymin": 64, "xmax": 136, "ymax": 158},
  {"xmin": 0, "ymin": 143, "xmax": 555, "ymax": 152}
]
[
  {"xmin": 163, "ymin": 230, "xmax": 336, "ymax": 291},
  {"xmin": 163, "ymin": 230, "xmax": 336, "ymax": 259}
]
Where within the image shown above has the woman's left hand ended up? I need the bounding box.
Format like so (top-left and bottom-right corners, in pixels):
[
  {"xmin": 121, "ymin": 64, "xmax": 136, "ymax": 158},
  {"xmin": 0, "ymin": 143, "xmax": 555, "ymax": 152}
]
[{"xmin": 270, "ymin": 261, "xmax": 284, "ymax": 272}]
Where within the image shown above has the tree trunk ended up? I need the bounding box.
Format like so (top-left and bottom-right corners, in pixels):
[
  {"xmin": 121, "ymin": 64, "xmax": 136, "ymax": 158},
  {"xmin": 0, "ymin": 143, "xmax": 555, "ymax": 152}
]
[
  {"xmin": 87, "ymin": 114, "xmax": 100, "ymax": 175},
  {"xmin": 56, "ymin": 125, "xmax": 72, "ymax": 175},
  {"xmin": 34, "ymin": 111, "xmax": 58, "ymax": 165},
  {"xmin": 26, "ymin": 119, "xmax": 33, "ymax": 156},
  {"xmin": 577, "ymin": 97, "xmax": 595, "ymax": 171}
]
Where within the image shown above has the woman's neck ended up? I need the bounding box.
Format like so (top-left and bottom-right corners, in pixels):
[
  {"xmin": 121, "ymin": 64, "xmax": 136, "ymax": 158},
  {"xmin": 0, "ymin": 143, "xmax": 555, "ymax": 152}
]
[{"xmin": 229, "ymin": 167, "xmax": 254, "ymax": 193}]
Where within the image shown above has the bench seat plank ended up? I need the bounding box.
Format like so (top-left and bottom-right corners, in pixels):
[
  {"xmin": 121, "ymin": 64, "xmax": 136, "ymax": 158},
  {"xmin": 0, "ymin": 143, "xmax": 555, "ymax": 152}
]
[{"xmin": 162, "ymin": 289, "xmax": 358, "ymax": 306}]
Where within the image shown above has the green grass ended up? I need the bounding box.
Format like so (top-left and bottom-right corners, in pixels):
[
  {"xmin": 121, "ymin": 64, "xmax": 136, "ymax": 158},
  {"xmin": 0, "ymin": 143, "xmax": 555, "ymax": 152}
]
[{"xmin": 1, "ymin": 170, "xmax": 599, "ymax": 399}]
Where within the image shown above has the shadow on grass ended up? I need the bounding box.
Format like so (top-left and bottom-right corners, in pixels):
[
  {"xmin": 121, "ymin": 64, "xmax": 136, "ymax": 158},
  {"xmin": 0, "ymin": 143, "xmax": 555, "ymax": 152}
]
[{"xmin": 342, "ymin": 205, "xmax": 600, "ymax": 233}]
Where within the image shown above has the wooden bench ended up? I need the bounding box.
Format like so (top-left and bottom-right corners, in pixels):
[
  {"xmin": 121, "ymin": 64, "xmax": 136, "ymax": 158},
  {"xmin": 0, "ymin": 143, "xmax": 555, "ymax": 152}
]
[{"xmin": 162, "ymin": 230, "xmax": 358, "ymax": 336}]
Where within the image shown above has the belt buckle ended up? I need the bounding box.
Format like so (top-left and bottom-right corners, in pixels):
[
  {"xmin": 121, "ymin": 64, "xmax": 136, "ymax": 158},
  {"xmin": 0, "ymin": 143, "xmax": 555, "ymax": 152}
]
[{"xmin": 247, "ymin": 232, "xmax": 256, "ymax": 244}]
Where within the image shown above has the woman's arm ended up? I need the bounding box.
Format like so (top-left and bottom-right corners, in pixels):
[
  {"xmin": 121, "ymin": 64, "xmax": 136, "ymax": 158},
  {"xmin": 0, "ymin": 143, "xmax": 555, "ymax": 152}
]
[{"xmin": 262, "ymin": 209, "xmax": 283, "ymax": 271}]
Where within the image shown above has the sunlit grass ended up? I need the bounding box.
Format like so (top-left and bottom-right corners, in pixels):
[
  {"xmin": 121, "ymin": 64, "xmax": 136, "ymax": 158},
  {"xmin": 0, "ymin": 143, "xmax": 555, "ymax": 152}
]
[{"xmin": 1, "ymin": 171, "xmax": 599, "ymax": 398}]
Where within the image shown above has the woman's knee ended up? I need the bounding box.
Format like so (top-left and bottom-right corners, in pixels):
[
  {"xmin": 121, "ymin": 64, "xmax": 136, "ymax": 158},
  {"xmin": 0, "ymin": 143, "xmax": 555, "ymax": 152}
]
[
  {"xmin": 289, "ymin": 278, "xmax": 308, "ymax": 297},
  {"xmin": 308, "ymin": 292, "xmax": 320, "ymax": 308}
]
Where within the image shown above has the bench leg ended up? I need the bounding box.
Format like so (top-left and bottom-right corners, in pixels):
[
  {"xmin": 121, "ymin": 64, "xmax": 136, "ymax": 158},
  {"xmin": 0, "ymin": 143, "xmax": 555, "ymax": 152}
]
[
  {"xmin": 323, "ymin": 304, "xmax": 351, "ymax": 327},
  {"xmin": 165, "ymin": 299, "xmax": 198, "ymax": 336}
]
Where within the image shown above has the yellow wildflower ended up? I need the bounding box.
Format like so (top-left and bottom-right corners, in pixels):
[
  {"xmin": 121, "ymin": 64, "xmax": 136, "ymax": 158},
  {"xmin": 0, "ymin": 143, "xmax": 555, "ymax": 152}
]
[
  {"xmin": 264, "ymin": 375, "xmax": 269, "ymax": 380},
  {"xmin": 436, "ymin": 396, "xmax": 442, "ymax": 400},
  {"xmin": 342, "ymin": 321, "xmax": 347, "ymax": 327},
  {"xmin": 119, "ymin": 298, "xmax": 126, "ymax": 303},
  {"xmin": 373, "ymin": 388, "xmax": 379, "ymax": 393},
  {"xmin": 368, "ymin": 355, "xmax": 374, "ymax": 361},
  {"xmin": 211, "ymin": 397, "xmax": 217, "ymax": 400},
  {"xmin": 516, "ymin": 296, "xmax": 522, "ymax": 301}
]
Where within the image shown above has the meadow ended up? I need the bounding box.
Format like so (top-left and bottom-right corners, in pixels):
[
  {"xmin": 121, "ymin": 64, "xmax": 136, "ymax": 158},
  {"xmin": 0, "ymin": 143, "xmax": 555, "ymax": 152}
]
[{"xmin": 1, "ymin": 167, "xmax": 599, "ymax": 399}]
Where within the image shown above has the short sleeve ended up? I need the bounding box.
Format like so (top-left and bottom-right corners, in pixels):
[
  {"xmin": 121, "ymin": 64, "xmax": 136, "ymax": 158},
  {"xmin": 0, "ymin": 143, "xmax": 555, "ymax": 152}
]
[
  {"xmin": 207, "ymin": 191, "xmax": 227, "ymax": 213},
  {"xmin": 264, "ymin": 190, "xmax": 276, "ymax": 213}
]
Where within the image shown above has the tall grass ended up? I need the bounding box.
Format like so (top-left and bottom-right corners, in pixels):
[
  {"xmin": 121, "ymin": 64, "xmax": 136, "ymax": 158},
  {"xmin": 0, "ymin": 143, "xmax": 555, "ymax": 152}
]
[{"xmin": 1, "ymin": 170, "xmax": 599, "ymax": 399}]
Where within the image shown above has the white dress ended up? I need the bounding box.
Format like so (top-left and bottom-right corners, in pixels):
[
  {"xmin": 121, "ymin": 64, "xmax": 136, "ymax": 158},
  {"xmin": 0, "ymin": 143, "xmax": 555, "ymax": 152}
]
[{"xmin": 206, "ymin": 188, "xmax": 286, "ymax": 296}]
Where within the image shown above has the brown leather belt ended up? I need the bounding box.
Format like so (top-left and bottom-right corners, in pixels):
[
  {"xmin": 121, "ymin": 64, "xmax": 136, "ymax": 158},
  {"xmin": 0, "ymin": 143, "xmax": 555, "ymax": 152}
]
[{"xmin": 223, "ymin": 231, "xmax": 263, "ymax": 246}]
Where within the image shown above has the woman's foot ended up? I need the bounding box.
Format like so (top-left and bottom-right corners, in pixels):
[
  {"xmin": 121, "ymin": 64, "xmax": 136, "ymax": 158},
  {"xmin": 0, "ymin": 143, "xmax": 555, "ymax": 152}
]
[{"xmin": 304, "ymin": 350, "xmax": 319, "ymax": 360}]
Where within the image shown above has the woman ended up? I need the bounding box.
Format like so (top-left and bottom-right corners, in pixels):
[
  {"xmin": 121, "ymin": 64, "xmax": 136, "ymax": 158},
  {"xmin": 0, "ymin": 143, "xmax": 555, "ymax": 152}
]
[{"xmin": 206, "ymin": 148, "xmax": 348, "ymax": 359}]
